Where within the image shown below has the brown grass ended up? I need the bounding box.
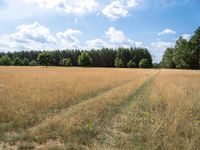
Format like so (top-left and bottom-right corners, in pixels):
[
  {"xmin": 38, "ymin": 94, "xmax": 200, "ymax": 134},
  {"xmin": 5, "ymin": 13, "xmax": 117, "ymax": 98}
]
[
  {"xmin": 0, "ymin": 67, "xmax": 199, "ymax": 149},
  {"xmin": 94, "ymin": 69, "xmax": 200, "ymax": 150}
]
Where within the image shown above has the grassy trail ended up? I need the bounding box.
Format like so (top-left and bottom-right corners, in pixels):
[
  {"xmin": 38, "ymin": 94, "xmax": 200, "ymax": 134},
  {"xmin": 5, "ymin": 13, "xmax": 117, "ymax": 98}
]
[
  {"xmin": 93, "ymin": 70, "xmax": 200, "ymax": 150},
  {"xmin": 92, "ymin": 70, "xmax": 160, "ymax": 149},
  {"xmin": 16, "ymin": 71, "xmax": 158, "ymax": 149}
]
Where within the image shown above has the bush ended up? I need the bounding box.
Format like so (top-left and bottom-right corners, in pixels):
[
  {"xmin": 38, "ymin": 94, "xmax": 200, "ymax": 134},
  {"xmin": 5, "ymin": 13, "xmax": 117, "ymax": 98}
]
[
  {"xmin": 37, "ymin": 52, "xmax": 53, "ymax": 67},
  {"xmin": 127, "ymin": 60, "xmax": 137, "ymax": 68},
  {"xmin": 78, "ymin": 52, "xmax": 92, "ymax": 66},
  {"xmin": 139, "ymin": 59, "xmax": 151, "ymax": 68},
  {"xmin": 0, "ymin": 55, "xmax": 11, "ymax": 65},
  {"xmin": 115, "ymin": 57, "xmax": 124, "ymax": 68},
  {"xmin": 60, "ymin": 58, "xmax": 72, "ymax": 67}
]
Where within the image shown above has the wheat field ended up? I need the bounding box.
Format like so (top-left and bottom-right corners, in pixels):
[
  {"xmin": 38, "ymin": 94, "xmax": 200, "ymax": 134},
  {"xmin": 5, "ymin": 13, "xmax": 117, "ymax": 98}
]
[{"xmin": 0, "ymin": 67, "xmax": 199, "ymax": 150}]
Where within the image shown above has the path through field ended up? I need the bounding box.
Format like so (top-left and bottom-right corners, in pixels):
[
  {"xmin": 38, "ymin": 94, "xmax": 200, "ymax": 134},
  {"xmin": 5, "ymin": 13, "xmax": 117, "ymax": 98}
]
[{"xmin": 0, "ymin": 67, "xmax": 199, "ymax": 150}]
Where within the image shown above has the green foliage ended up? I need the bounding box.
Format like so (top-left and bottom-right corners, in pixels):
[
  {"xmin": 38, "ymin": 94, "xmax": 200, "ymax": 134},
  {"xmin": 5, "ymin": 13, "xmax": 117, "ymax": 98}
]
[
  {"xmin": 78, "ymin": 52, "xmax": 92, "ymax": 66},
  {"xmin": 116, "ymin": 48, "xmax": 131, "ymax": 67},
  {"xmin": 12, "ymin": 57, "xmax": 23, "ymax": 66},
  {"xmin": 161, "ymin": 48, "xmax": 175, "ymax": 68},
  {"xmin": 0, "ymin": 55, "xmax": 11, "ymax": 65},
  {"xmin": 139, "ymin": 59, "xmax": 151, "ymax": 68},
  {"xmin": 0, "ymin": 48, "xmax": 153, "ymax": 68},
  {"xmin": 60, "ymin": 58, "xmax": 72, "ymax": 67},
  {"xmin": 115, "ymin": 57, "xmax": 124, "ymax": 68},
  {"xmin": 37, "ymin": 52, "xmax": 53, "ymax": 67},
  {"xmin": 161, "ymin": 26, "xmax": 200, "ymax": 69},
  {"xmin": 127, "ymin": 60, "xmax": 137, "ymax": 68},
  {"xmin": 153, "ymin": 63, "xmax": 159, "ymax": 68},
  {"xmin": 29, "ymin": 60, "xmax": 37, "ymax": 66},
  {"xmin": 22, "ymin": 58, "xmax": 29, "ymax": 66},
  {"xmin": 173, "ymin": 37, "xmax": 190, "ymax": 69}
]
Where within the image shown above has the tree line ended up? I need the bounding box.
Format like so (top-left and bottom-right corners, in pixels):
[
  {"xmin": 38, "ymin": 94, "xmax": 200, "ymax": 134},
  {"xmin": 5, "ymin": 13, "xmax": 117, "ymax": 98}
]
[
  {"xmin": 0, "ymin": 47, "xmax": 153, "ymax": 68},
  {"xmin": 161, "ymin": 26, "xmax": 200, "ymax": 69}
]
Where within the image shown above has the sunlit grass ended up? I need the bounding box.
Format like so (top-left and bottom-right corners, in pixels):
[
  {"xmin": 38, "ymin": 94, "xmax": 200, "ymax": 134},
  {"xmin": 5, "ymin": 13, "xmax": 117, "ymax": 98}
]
[{"xmin": 0, "ymin": 67, "xmax": 199, "ymax": 149}]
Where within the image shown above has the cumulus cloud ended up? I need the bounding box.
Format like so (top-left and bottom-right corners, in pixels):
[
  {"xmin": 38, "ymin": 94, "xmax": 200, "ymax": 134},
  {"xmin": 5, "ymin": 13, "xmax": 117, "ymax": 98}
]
[
  {"xmin": 102, "ymin": 0, "xmax": 140, "ymax": 19},
  {"xmin": 86, "ymin": 27, "xmax": 142, "ymax": 49},
  {"xmin": 127, "ymin": 0, "xmax": 140, "ymax": 8},
  {"xmin": 151, "ymin": 41, "xmax": 174, "ymax": 50},
  {"xmin": 56, "ymin": 29, "xmax": 82, "ymax": 49},
  {"xmin": 86, "ymin": 39, "xmax": 114, "ymax": 49},
  {"xmin": 14, "ymin": 22, "xmax": 56, "ymax": 44},
  {"xmin": 0, "ymin": 22, "xmax": 57, "ymax": 51},
  {"xmin": 182, "ymin": 34, "xmax": 191, "ymax": 41},
  {"xmin": 0, "ymin": 22, "xmax": 83, "ymax": 51},
  {"xmin": 105, "ymin": 27, "xmax": 142, "ymax": 48},
  {"xmin": 158, "ymin": 28, "xmax": 176, "ymax": 36},
  {"xmin": 23, "ymin": 0, "xmax": 99, "ymax": 15},
  {"xmin": 105, "ymin": 27, "xmax": 126, "ymax": 42},
  {"xmin": 102, "ymin": 1, "xmax": 128, "ymax": 19}
]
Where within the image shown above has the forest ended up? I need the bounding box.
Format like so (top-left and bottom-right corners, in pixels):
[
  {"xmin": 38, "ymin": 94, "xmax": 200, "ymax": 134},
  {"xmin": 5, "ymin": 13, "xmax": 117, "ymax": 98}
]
[{"xmin": 0, "ymin": 48, "xmax": 153, "ymax": 68}]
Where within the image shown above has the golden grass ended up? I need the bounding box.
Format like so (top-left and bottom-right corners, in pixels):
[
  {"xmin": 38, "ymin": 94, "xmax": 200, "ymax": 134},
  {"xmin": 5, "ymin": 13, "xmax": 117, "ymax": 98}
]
[
  {"xmin": 0, "ymin": 67, "xmax": 199, "ymax": 149},
  {"xmin": 94, "ymin": 69, "xmax": 200, "ymax": 150},
  {"xmin": 0, "ymin": 67, "xmax": 152, "ymax": 128}
]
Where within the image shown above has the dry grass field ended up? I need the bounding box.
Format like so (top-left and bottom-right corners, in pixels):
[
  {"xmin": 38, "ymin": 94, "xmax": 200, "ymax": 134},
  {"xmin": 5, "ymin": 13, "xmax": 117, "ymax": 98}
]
[{"xmin": 0, "ymin": 67, "xmax": 199, "ymax": 150}]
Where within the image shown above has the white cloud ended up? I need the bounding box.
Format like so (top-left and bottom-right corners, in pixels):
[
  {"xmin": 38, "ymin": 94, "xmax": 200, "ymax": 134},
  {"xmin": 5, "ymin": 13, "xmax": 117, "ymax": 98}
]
[
  {"xmin": 0, "ymin": 22, "xmax": 83, "ymax": 51},
  {"xmin": 102, "ymin": 1, "xmax": 128, "ymax": 19},
  {"xmin": 23, "ymin": 0, "xmax": 99, "ymax": 15},
  {"xmin": 14, "ymin": 22, "xmax": 56, "ymax": 44},
  {"xmin": 134, "ymin": 41, "xmax": 143, "ymax": 47},
  {"xmin": 182, "ymin": 34, "xmax": 191, "ymax": 41},
  {"xmin": 86, "ymin": 39, "xmax": 114, "ymax": 49},
  {"xmin": 102, "ymin": 0, "xmax": 140, "ymax": 19},
  {"xmin": 105, "ymin": 27, "xmax": 126, "ymax": 42},
  {"xmin": 105, "ymin": 27, "xmax": 141, "ymax": 48},
  {"xmin": 127, "ymin": 0, "xmax": 140, "ymax": 8},
  {"xmin": 151, "ymin": 41, "xmax": 174, "ymax": 50},
  {"xmin": 86, "ymin": 27, "xmax": 142, "ymax": 49},
  {"xmin": 0, "ymin": 22, "xmax": 57, "ymax": 51},
  {"xmin": 56, "ymin": 29, "xmax": 82, "ymax": 49},
  {"xmin": 158, "ymin": 28, "xmax": 176, "ymax": 36},
  {"xmin": 0, "ymin": 23, "xmax": 142, "ymax": 52}
]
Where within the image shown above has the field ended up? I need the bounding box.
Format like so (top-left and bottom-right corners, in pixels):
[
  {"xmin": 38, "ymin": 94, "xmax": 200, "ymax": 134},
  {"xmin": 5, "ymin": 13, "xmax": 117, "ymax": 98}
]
[{"xmin": 0, "ymin": 67, "xmax": 199, "ymax": 150}]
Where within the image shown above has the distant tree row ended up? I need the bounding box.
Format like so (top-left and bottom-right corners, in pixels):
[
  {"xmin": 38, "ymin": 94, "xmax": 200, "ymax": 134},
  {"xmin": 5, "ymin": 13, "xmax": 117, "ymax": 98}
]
[
  {"xmin": 0, "ymin": 47, "xmax": 153, "ymax": 68},
  {"xmin": 161, "ymin": 26, "xmax": 200, "ymax": 69}
]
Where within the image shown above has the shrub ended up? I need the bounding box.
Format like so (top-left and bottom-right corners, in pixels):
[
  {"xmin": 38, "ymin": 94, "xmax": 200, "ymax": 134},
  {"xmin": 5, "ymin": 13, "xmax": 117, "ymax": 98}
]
[
  {"xmin": 60, "ymin": 58, "xmax": 72, "ymax": 67},
  {"xmin": 78, "ymin": 52, "xmax": 92, "ymax": 66},
  {"xmin": 127, "ymin": 60, "xmax": 137, "ymax": 68},
  {"xmin": 115, "ymin": 57, "xmax": 124, "ymax": 68},
  {"xmin": 37, "ymin": 52, "xmax": 53, "ymax": 67},
  {"xmin": 139, "ymin": 59, "xmax": 150, "ymax": 68},
  {"xmin": 0, "ymin": 55, "xmax": 11, "ymax": 65}
]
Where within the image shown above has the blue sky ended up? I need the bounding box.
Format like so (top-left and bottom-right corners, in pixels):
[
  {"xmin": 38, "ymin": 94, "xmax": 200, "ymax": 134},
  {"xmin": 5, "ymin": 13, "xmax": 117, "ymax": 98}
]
[{"xmin": 0, "ymin": 0, "xmax": 199, "ymax": 62}]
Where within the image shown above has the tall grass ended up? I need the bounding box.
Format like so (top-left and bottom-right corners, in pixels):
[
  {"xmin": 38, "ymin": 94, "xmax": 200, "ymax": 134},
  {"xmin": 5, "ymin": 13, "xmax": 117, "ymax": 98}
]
[
  {"xmin": 94, "ymin": 69, "xmax": 200, "ymax": 150},
  {"xmin": 0, "ymin": 67, "xmax": 199, "ymax": 149}
]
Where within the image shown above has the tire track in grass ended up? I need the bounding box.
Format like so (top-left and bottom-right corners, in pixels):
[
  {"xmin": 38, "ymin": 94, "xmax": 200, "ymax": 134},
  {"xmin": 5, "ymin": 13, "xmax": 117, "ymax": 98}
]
[
  {"xmin": 0, "ymin": 78, "xmax": 134, "ymax": 134},
  {"xmin": 18, "ymin": 71, "xmax": 158, "ymax": 148},
  {"xmin": 92, "ymin": 70, "xmax": 160, "ymax": 149},
  {"xmin": 2, "ymin": 71, "xmax": 158, "ymax": 148}
]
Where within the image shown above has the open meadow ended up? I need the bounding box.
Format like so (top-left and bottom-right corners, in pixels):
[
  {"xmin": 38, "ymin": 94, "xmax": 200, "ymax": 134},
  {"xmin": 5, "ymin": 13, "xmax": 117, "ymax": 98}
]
[{"xmin": 0, "ymin": 67, "xmax": 199, "ymax": 150}]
